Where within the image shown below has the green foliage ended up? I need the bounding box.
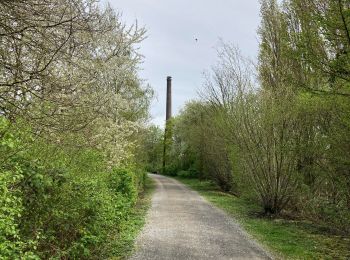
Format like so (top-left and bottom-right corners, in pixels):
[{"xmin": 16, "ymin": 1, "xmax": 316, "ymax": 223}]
[
  {"xmin": 162, "ymin": 164, "xmax": 178, "ymax": 177},
  {"xmin": 111, "ymin": 176, "xmax": 155, "ymax": 259},
  {"xmin": 166, "ymin": 101, "xmax": 242, "ymax": 193},
  {"xmin": 0, "ymin": 170, "xmax": 27, "ymax": 259},
  {"xmin": 137, "ymin": 126, "xmax": 164, "ymax": 173},
  {"xmin": 163, "ymin": 118, "xmax": 174, "ymax": 174},
  {"xmin": 177, "ymin": 168, "xmax": 199, "ymax": 179},
  {"xmin": 0, "ymin": 117, "xmax": 148, "ymax": 258},
  {"xmin": 0, "ymin": 118, "xmax": 38, "ymax": 258}
]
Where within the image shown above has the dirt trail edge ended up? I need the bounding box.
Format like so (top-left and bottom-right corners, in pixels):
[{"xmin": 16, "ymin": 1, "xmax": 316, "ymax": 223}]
[{"xmin": 130, "ymin": 174, "xmax": 272, "ymax": 260}]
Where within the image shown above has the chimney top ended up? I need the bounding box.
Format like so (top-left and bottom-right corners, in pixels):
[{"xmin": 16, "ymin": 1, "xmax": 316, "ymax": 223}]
[{"xmin": 167, "ymin": 76, "xmax": 172, "ymax": 81}]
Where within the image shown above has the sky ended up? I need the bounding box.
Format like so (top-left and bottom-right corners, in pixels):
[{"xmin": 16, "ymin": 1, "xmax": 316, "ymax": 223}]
[{"xmin": 102, "ymin": 0, "xmax": 261, "ymax": 127}]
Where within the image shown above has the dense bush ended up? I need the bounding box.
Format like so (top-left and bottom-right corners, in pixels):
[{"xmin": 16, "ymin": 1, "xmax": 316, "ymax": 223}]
[
  {"xmin": 176, "ymin": 168, "xmax": 199, "ymax": 179},
  {"xmin": 0, "ymin": 119, "xmax": 147, "ymax": 258},
  {"xmin": 0, "ymin": 0, "xmax": 152, "ymax": 258}
]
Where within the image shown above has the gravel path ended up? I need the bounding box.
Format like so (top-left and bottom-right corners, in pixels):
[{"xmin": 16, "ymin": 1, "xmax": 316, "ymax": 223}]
[{"xmin": 130, "ymin": 174, "xmax": 272, "ymax": 260}]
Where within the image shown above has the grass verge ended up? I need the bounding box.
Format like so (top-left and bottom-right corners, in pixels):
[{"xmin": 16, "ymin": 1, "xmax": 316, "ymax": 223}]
[
  {"xmin": 175, "ymin": 177, "xmax": 350, "ymax": 260},
  {"xmin": 110, "ymin": 175, "xmax": 156, "ymax": 259}
]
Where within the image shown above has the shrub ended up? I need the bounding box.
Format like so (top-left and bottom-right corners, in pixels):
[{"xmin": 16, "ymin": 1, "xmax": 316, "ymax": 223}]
[
  {"xmin": 0, "ymin": 118, "xmax": 147, "ymax": 258},
  {"xmin": 163, "ymin": 164, "xmax": 178, "ymax": 176},
  {"xmin": 177, "ymin": 168, "xmax": 199, "ymax": 179}
]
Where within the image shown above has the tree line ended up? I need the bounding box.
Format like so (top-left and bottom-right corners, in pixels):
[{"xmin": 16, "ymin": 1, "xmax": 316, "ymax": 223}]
[
  {"xmin": 147, "ymin": 0, "xmax": 350, "ymax": 234},
  {"xmin": 0, "ymin": 0, "xmax": 153, "ymax": 258}
]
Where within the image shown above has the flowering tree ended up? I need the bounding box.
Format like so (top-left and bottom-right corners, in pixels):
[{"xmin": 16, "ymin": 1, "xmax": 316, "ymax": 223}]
[{"xmin": 0, "ymin": 0, "xmax": 152, "ymax": 165}]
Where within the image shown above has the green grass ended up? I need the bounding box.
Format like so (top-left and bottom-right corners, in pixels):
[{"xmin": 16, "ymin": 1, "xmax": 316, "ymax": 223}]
[
  {"xmin": 175, "ymin": 177, "xmax": 350, "ymax": 260},
  {"xmin": 110, "ymin": 176, "xmax": 156, "ymax": 259}
]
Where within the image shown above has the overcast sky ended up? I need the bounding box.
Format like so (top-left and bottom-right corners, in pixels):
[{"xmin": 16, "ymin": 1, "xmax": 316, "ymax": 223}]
[{"xmin": 102, "ymin": 0, "xmax": 261, "ymax": 127}]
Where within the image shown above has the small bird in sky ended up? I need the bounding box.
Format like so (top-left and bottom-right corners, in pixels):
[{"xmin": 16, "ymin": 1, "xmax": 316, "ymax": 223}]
[{"xmin": 195, "ymin": 38, "xmax": 198, "ymax": 42}]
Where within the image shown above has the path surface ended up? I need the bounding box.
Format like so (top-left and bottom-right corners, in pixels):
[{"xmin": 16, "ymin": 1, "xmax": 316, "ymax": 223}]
[{"xmin": 130, "ymin": 174, "xmax": 272, "ymax": 260}]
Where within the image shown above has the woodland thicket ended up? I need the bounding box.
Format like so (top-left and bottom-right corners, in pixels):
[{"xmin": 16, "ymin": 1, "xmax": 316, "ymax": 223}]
[
  {"xmin": 149, "ymin": 0, "xmax": 350, "ymax": 235},
  {"xmin": 0, "ymin": 0, "xmax": 152, "ymax": 258}
]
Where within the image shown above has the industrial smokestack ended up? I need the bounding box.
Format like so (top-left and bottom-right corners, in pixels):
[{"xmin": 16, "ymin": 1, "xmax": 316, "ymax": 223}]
[
  {"xmin": 163, "ymin": 76, "xmax": 172, "ymax": 173},
  {"xmin": 166, "ymin": 76, "xmax": 172, "ymax": 121}
]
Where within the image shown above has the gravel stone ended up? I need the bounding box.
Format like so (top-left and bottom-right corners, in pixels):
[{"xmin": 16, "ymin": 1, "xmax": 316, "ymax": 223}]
[{"xmin": 130, "ymin": 174, "xmax": 273, "ymax": 260}]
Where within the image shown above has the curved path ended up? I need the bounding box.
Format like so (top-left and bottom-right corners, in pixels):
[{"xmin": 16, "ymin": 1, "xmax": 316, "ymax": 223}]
[{"xmin": 130, "ymin": 174, "xmax": 272, "ymax": 260}]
